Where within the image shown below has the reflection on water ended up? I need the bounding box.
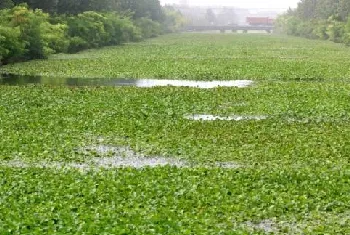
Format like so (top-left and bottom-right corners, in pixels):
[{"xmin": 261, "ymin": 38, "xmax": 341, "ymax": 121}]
[
  {"xmin": 184, "ymin": 114, "xmax": 267, "ymax": 121},
  {"xmin": 0, "ymin": 74, "xmax": 253, "ymax": 88}
]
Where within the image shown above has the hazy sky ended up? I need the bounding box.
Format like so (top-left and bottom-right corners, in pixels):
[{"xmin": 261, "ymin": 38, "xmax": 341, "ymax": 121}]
[{"xmin": 160, "ymin": 0, "xmax": 300, "ymax": 9}]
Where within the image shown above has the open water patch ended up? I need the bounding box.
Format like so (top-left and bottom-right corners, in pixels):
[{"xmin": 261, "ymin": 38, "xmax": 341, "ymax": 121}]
[
  {"xmin": 83, "ymin": 145, "xmax": 241, "ymax": 169},
  {"xmin": 0, "ymin": 145, "xmax": 241, "ymax": 170},
  {"xmin": 235, "ymin": 211, "xmax": 350, "ymax": 234},
  {"xmin": 0, "ymin": 157, "xmax": 187, "ymax": 170},
  {"xmin": 0, "ymin": 74, "xmax": 253, "ymax": 88},
  {"xmin": 91, "ymin": 155, "xmax": 186, "ymax": 168},
  {"xmin": 237, "ymin": 219, "xmax": 303, "ymax": 234},
  {"xmin": 184, "ymin": 114, "xmax": 268, "ymax": 121},
  {"xmin": 0, "ymin": 159, "xmax": 87, "ymax": 170},
  {"xmin": 243, "ymin": 220, "xmax": 280, "ymax": 234},
  {"xmin": 134, "ymin": 79, "xmax": 253, "ymax": 88},
  {"xmin": 83, "ymin": 145, "xmax": 188, "ymax": 168}
]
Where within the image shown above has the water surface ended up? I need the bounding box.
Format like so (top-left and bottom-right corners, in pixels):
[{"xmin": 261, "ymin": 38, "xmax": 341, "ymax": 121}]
[
  {"xmin": 0, "ymin": 145, "xmax": 240, "ymax": 169},
  {"xmin": 0, "ymin": 74, "xmax": 253, "ymax": 88},
  {"xmin": 184, "ymin": 114, "xmax": 267, "ymax": 121}
]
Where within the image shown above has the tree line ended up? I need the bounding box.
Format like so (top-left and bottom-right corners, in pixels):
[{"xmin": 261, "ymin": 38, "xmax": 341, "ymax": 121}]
[
  {"xmin": 277, "ymin": 0, "xmax": 350, "ymax": 45},
  {"xmin": 0, "ymin": 0, "xmax": 163, "ymax": 20},
  {"xmin": 0, "ymin": 1, "xmax": 186, "ymax": 65}
]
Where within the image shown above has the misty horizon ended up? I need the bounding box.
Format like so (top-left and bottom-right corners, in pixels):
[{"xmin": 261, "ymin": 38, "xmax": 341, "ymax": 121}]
[{"xmin": 160, "ymin": 0, "xmax": 299, "ymax": 9}]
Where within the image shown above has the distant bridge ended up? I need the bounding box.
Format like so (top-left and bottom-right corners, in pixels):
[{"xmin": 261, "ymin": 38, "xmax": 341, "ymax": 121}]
[{"xmin": 184, "ymin": 25, "xmax": 275, "ymax": 33}]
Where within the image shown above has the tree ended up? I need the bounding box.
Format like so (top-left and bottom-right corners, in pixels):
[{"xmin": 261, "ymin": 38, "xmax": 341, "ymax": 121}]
[
  {"xmin": 11, "ymin": 0, "xmax": 58, "ymax": 13},
  {"xmin": 56, "ymin": 0, "xmax": 81, "ymax": 15},
  {"xmin": 216, "ymin": 7, "xmax": 237, "ymax": 25},
  {"xmin": 205, "ymin": 8, "xmax": 216, "ymax": 25},
  {"xmin": 162, "ymin": 6, "xmax": 187, "ymax": 32},
  {"xmin": 0, "ymin": 25, "xmax": 26, "ymax": 64},
  {"xmin": 277, "ymin": 0, "xmax": 350, "ymax": 45},
  {"xmin": 296, "ymin": 0, "xmax": 317, "ymax": 20},
  {"xmin": 338, "ymin": 0, "xmax": 350, "ymax": 21},
  {"xmin": 118, "ymin": 0, "xmax": 163, "ymax": 22},
  {"xmin": 0, "ymin": 0, "xmax": 14, "ymax": 9}
]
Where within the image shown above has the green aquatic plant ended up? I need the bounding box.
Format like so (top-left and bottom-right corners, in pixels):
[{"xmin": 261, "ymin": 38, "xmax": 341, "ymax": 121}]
[
  {"xmin": 0, "ymin": 33, "xmax": 350, "ymax": 234},
  {"xmin": 2, "ymin": 33, "xmax": 350, "ymax": 80}
]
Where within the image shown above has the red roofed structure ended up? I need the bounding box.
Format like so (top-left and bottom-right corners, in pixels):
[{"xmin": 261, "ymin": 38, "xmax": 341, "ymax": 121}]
[{"xmin": 246, "ymin": 17, "xmax": 275, "ymax": 26}]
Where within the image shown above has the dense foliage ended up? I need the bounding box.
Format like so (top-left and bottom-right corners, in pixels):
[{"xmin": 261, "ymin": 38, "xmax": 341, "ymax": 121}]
[
  {"xmin": 277, "ymin": 0, "xmax": 350, "ymax": 45},
  {"xmin": 2, "ymin": 0, "xmax": 164, "ymax": 20},
  {"xmin": 0, "ymin": 3, "xmax": 186, "ymax": 65}
]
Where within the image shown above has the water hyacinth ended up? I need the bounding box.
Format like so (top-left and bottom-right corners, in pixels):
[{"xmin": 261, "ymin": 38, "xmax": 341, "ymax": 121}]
[{"xmin": 0, "ymin": 33, "xmax": 349, "ymax": 234}]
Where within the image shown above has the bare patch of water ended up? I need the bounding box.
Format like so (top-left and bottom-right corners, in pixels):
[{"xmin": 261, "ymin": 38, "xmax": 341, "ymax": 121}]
[
  {"xmin": 237, "ymin": 211, "xmax": 350, "ymax": 234},
  {"xmin": 184, "ymin": 114, "xmax": 267, "ymax": 121},
  {"xmin": 135, "ymin": 79, "xmax": 253, "ymax": 88},
  {"xmin": 0, "ymin": 145, "xmax": 241, "ymax": 170},
  {"xmin": 0, "ymin": 157, "xmax": 185, "ymax": 170},
  {"xmin": 83, "ymin": 145, "xmax": 188, "ymax": 168},
  {"xmin": 0, "ymin": 159, "xmax": 87, "ymax": 169},
  {"xmin": 244, "ymin": 220, "xmax": 280, "ymax": 233},
  {"xmin": 91, "ymin": 155, "xmax": 186, "ymax": 168},
  {"xmin": 84, "ymin": 145, "xmax": 240, "ymax": 169},
  {"xmin": 237, "ymin": 219, "xmax": 303, "ymax": 234},
  {"xmin": 0, "ymin": 74, "xmax": 253, "ymax": 88}
]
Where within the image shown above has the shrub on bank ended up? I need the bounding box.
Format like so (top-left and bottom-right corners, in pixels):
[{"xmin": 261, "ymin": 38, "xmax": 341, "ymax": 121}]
[
  {"xmin": 0, "ymin": 4, "xmax": 183, "ymax": 64},
  {"xmin": 162, "ymin": 6, "xmax": 187, "ymax": 33},
  {"xmin": 0, "ymin": 5, "xmax": 65, "ymax": 62},
  {"xmin": 67, "ymin": 11, "xmax": 108, "ymax": 49},
  {"xmin": 41, "ymin": 22, "xmax": 70, "ymax": 54},
  {"xmin": 277, "ymin": 14, "xmax": 350, "ymax": 45},
  {"xmin": 135, "ymin": 17, "xmax": 161, "ymax": 38},
  {"xmin": 66, "ymin": 12, "xmax": 142, "ymax": 53},
  {"xmin": 0, "ymin": 25, "xmax": 25, "ymax": 64},
  {"xmin": 102, "ymin": 13, "xmax": 142, "ymax": 44}
]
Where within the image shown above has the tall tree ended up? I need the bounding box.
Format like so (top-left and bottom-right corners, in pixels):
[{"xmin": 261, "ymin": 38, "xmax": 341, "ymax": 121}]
[
  {"xmin": 205, "ymin": 8, "xmax": 216, "ymax": 25},
  {"xmin": 0, "ymin": 0, "xmax": 14, "ymax": 9},
  {"xmin": 8, "ymin": 0, "xmax": 165, "ymax": 22},
  {"xmin": 56, "ymin": 0, "xmax": 81, "ymax": 14},
  {"xmin": 118, "ymin": 0, "xmax": 163, "ymax": 21},
  {"xmin": 296, "ymin": 0, "xmax": 317, "ymax": 20},
  {"xmin": 11, "ymin": 0, "xmax": 58, "ymax": 13},
  {"xmin": 293, "ymin": 0, "xmax": 350, "ymax": 21},
  {"xmin": 315, "ymin": 0, "xmax": 339, "ymax": 19},
  {"xmin": 338, "ymin": 0, "xmax": 350, "ymax": 20},
  {"xmin": 216, "ymin": 7, "xmax": 237, "ymax": 25}
]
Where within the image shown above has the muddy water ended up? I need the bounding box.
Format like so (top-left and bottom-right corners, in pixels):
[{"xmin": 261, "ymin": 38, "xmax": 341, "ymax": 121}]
[{"xmin": 0, "ymin": 74, "xmax": 253, "ymax": 88}]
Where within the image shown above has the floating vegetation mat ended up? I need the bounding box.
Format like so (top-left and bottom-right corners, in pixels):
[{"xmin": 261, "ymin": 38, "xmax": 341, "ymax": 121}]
[
  {"xmin": 1, "ymin": 34, "xmax": 350, "ymax": 234},
  {"xmin": 3, "ymin": 33, "xmax": 350, "ymax": 81}
]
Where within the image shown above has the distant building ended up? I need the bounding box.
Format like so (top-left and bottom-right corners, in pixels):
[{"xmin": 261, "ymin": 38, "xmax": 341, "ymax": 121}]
[
  {"xmin": 246, "ymin": 17, "xmax": 275, "ymax": 26},
  {"xmin": 170, "ymin": 4, "xmax": 282, "ymax": 27}
]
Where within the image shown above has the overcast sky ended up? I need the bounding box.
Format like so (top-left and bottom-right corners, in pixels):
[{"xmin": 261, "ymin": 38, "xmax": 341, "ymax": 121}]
[{"xmin": 160, "ymin": 0, "xmax": 300, "ymax": 9}]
